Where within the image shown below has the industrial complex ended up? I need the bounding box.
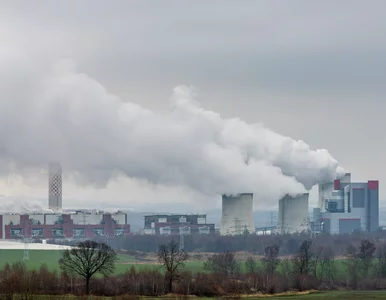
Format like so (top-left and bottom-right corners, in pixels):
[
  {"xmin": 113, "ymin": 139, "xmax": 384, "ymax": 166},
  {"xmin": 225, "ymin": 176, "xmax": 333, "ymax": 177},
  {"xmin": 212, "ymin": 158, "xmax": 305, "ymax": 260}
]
[
  {"xmin": 0, "ymin": 163, "xmax": 380, "ymax": 239},
  {"xmin": 0, "ymin": 163, "xmax": 130, "ymax": 240}
]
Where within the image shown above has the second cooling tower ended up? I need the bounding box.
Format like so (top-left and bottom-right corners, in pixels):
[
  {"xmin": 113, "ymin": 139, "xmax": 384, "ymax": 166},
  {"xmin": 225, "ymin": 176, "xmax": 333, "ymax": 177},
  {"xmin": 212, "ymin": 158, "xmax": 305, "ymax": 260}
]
[
  {"xmin": 277, "ymin": 193, "xmax": 309, "ymax": 234},
  {"xmin": 220, "ymin": 193, "xmax": 255, "ymax": 235}
]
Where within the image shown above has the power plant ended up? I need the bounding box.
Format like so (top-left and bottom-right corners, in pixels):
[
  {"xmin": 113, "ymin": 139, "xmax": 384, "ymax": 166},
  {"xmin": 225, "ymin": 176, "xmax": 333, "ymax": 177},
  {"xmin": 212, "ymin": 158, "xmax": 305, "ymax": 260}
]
[
  {"xmin": 0, "ymin": 163, "xmax": 380, "ymax": 239},
  {"xmin": 220, "ymin": 193, "xmax": 255, "ymax": 235},
  {"xmin": 277, "ymin": 193, "xmax": 309, "ymax": 234},
  {"xmin": 313, "ymin": 173, "xmax": 379, "ymax": 234}
]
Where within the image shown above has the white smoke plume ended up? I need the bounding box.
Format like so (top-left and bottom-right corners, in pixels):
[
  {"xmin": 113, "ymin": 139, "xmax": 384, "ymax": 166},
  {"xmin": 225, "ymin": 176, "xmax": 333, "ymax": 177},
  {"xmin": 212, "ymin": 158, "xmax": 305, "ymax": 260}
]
[
  {"xmin": 0, "ymin": 196, "xmax": 51, "ymax": 214},
  {"xmin": 0, "ymin": 59, "xmax": 344, "ymax": 203}
]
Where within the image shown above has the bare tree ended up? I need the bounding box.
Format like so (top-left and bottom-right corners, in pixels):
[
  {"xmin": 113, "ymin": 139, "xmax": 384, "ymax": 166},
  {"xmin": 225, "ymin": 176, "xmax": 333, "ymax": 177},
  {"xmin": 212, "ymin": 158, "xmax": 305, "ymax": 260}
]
[
  {"xmin": 261, "ymin": 244, "xmax": 280, "ymax": 293},
  {"xmin": 59, "ymin": 240, "xmax": 117, "ymax": 295},
  {"xmin": 203, "ymin": 251, "xmax": 240, "ymax": 276},
  {"xmin": 293, "ymin": 240, "xmax": 313, "ymax": 276},
  {"xmin": 346, "ymin": 244, "xmax": 359, "ymax": 289},
  {"xmin": 158, "ymin": 240, "xmax": 188, "ymax": 294},
  {"xmin": 261, "ymin": 244, "xmax": 280, "ymax": 275},
  {"xmin": 377, "ymin": 242, "xmax": 386, "ymax": 278},
  {"xmin": 320, "ymin": 246, "xmax": 336, "ymax": 284},
  {"xmin": 245, "ymin": 256, "xmax": 258, "ymax": 274},
  {"xmin": 357, "ymin": 239, "xmax": 376, "ymax": 279}
]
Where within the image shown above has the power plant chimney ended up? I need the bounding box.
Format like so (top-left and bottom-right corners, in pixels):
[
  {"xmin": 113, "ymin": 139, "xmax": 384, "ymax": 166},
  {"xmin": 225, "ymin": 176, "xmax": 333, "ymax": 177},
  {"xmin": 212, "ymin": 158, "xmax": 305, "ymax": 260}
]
[{"xmin": 48, "ymin": 162, "xmax": 62, "ymax": 212}]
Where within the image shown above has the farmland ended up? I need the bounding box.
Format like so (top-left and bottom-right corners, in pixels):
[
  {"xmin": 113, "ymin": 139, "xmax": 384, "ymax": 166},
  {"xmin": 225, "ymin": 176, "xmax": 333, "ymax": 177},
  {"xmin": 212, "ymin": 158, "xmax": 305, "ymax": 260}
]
[{"xmin": 0, "ymin": 249, "xmax": 351, "ymax": 276}]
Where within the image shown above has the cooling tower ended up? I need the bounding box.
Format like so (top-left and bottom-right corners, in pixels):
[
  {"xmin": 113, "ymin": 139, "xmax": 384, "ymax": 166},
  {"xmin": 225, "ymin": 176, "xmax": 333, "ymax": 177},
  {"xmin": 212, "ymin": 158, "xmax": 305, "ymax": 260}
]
[
  {"xmin": 220, "ymin": 193, "xmax": 255, "ymax": 235},
  {"xmin": 49, "ymin": 162, "xmax": 62, "ymax": 212},
  {"xmin": 277, "ymin": 193, "xmax": 309, "ymax": 234}
]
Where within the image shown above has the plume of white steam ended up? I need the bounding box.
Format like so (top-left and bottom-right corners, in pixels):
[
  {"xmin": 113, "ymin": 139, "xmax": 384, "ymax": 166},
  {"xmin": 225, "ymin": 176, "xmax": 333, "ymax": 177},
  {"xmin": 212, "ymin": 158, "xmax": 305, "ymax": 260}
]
[
  {"xmin": 0, "ymin": 59, "xmax": 344, "ymax": 203},
  {"xmin": 0, "ymin": 196, "xmax": 51, "ymax": 213}
]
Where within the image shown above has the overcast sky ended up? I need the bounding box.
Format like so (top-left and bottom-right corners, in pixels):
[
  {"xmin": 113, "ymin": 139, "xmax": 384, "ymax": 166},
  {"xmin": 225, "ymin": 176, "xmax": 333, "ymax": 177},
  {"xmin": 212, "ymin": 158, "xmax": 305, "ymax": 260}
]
[{"xmin": 1, "ymin": 1, "xmax": 385, "ymax": 213}]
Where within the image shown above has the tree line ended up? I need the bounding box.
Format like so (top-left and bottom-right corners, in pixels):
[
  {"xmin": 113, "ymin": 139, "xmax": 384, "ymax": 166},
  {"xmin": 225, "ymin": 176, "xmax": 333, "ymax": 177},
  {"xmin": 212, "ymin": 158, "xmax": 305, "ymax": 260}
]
[
  {"xmin": 114, "ymin": 229, "xmax": 386, "ymax": 255},
  {"xmin": 3, "ymin": 238, "xmax": 386, "ymax": 297}
]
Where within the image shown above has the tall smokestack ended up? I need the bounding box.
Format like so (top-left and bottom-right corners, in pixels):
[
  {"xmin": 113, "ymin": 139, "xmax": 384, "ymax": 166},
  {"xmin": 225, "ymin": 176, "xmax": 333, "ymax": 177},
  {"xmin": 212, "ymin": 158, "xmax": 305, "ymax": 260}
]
[{"xmin": 48, "ymin": 162, "xmax": 62, "ymax": 212}]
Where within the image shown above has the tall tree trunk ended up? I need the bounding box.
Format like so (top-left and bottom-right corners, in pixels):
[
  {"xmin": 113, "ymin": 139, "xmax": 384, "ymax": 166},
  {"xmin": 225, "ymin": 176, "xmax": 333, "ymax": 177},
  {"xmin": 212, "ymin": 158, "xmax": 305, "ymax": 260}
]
[
  {"xmin": 168, "ymin": 276, "xmax": 173, "ymax": 294},
  {"xmin": 86, "ymin": 276, "xmax": 90, "ymax": 295}
]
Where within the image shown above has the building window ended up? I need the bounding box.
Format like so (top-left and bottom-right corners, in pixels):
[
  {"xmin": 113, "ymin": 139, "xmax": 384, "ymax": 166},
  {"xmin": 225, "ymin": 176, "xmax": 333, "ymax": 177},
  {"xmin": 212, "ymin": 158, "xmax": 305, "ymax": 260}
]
[
  {"xmin": 73, "ymin": 228, "xmax": 85, "ymax": 238},
  {"xmin": 158, "ymin": 218, "xmax": 167, "ymax": 223},
  {"xmin": 32, "ymin": 228, "xmax": 43, "ymax": 237},
  {"xmin": 179, "ymin": 226, "xmax": 190, "ymax": 235},
  {"xmin": 10, "ymin": 228, "xmax": 22, "ymax": 237},
  {"xmin": 93, "ymin": 228, "xmax": 104, "ymax": 236},
  {"xmin": 160, "ymin": 226, "xmax": 171, "ymax": 235},
  {"xmin": 179, "ymin": 217, "xmax": 187, "ymax": 223},
  {"xmin": 199, "ymin": 226, "xmax": 210, "ymax": 235},
  {"xmin": 52, "ymin": 228, "xmax": 64, "ymax": 237},
  {"xmin": 114, "ymin": 228, "xmax": 124, "ymax": 236},
  {"xmin": 197, "ymin": 217, "xmax": 206, "ymax": 224},
  {"xmin": 352, "ymin": 189, "xmax": 365, "ymax": 208}
]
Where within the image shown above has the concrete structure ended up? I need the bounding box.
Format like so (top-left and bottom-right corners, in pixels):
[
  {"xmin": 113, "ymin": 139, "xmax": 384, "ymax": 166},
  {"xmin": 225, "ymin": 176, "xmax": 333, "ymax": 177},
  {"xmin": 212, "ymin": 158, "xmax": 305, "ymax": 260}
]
[
  {"xmin": 143, "ymin": 214, "xmax": 215, "ymax": 235},
  {"xmin": 313, "ymin": 177, "xmax": 379, "ymax": 234},
  {"xmin": 220, "ymin": 193, "xmax": 255, "ymax": 235},
  {"xmin": 49, "ymin": 162, "xmax": 62, "ymax": 212},
  {"xmin": 0, "ymin": 211, "xmax": 130, "ymax": 239},
  {"xmin": 318, "ymin": 173, "xmax": 351, "ymax": 210},
  {"xmin": 277, "ymin": 193, "xmax": 309, "ymax": 234}
]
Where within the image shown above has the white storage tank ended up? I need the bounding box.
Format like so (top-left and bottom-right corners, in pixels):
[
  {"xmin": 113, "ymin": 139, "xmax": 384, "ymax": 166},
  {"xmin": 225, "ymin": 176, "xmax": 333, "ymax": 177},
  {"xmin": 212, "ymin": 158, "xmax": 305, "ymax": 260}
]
[
  {"xmin": 220, "ymin": 193, "xmax": 255, "ymax": 235},
  {"xmin": 278, "ymin": 193, "xmax": 309, "ymax": 234}
]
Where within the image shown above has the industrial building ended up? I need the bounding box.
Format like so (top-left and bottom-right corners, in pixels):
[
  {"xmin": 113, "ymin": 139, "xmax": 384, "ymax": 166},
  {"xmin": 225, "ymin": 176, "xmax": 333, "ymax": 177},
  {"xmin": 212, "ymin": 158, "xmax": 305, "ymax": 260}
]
[
  {"xmin": 313, "ymin": 173, "xmax": 379, "ymax": 234},
  {"xmin": 277, "ymin": 193, "xmax": 309, "ymax": 234},
  {"xmin": 220, "ymin": 193, "xmax": 255, "ymax": 235},
  {"xmin": 0, "ymin": 211, "xmax": 130, "ymax": 239},
  {"xmin": 143, "ymin": 214, "xmax": 215, "ymax": 235},
  {"xmin": 48, "ymin": 162, "xmax": 62, "ymax": 212}
]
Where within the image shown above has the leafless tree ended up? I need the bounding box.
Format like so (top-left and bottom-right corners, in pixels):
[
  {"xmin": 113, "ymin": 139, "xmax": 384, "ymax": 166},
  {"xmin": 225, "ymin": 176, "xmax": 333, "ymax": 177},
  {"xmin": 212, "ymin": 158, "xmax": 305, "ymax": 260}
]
[
  {"xmin": 261, "ymin": 244, "xmax": 280, "ymax": 293},
  {"xmin": 293, "ymin": 240, "xmax": 313, "ymax": 276},
  {"xmin": 261, "ymin": 244, "xmax": 280, "ymax": 275},
  {"xmin": 59, "ymin": 240, "xmax": 117, "ymax": 295},
  {"xmin": 346, "ymin": 244, "xmax": 359, "ymax": 289},
  {"xmin": 203, "ymin": 251, "xmax": 240, "ymax": 276},
  {"xmin": 158, "ymin": 240, "xmax": 188, "ymax": 294},
  {"xmin": 377, "ymin": 242, "xmax": 386, "ymax": 278},
  {"xmin": 357, "ymin": 239, "xmax": 376, "ymax": 279},
  {"xmin": 245, "ymin": 257, "xmax": 257, "ymax": 274},
  {"xmin": 321, "ymin": 246, "xmax": 336, "ymax": 283}
]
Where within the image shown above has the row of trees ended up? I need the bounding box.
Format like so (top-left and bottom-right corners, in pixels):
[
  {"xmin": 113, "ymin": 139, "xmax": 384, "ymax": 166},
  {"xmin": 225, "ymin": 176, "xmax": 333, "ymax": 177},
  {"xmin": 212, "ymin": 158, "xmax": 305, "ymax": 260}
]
[
  {"xmin": 117, "ymin": 230, "xmax": 386, "ymax": 255},
  {"xmin": 3, "ymin": 238, "xmax": 386, "ymax": 296}
]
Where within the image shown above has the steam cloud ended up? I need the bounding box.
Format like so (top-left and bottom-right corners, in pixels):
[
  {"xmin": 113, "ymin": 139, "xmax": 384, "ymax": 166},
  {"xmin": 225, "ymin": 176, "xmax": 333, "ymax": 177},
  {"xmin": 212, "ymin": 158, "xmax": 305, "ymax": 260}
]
[{"xmin": 0, "ymin": 59, "xmax": 344, "ymax": 203}]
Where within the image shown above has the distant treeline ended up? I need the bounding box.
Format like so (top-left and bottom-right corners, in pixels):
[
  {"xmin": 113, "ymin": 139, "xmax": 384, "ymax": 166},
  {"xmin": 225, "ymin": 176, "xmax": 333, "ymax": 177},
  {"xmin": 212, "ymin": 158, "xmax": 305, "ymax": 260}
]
[{"xmin": 115, "ymin": 230, "xmax": 386, "ymax": 255}]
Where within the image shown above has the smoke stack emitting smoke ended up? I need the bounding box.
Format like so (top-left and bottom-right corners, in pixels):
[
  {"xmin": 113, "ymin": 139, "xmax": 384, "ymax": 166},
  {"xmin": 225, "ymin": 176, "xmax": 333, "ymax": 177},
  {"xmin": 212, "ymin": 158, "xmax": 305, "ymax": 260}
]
[{"xmin": 0, "ymin": 59, "xmax": 344, "ymax": 204}]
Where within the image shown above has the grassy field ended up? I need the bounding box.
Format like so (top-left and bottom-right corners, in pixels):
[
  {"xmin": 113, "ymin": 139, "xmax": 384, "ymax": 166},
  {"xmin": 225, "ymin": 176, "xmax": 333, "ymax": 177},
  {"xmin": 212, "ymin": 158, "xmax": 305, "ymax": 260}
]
[{"xmin": 0, "ymin": 249, "xmax": 351, "ymax": 277}]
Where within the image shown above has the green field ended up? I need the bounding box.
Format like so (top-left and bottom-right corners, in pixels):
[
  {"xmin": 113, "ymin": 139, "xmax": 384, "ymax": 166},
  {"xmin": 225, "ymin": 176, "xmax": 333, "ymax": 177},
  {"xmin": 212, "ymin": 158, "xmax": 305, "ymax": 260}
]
[{"xmin": 0, "ymin": 249, "xmax": 351, "ymax": 277}]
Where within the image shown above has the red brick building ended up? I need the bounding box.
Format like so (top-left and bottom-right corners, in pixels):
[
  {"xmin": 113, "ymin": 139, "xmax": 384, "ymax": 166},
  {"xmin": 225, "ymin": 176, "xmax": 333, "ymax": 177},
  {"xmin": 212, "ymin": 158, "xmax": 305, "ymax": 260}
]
[{"xmin": 0, "ymin": 212, "xmax": 130, "ymax": 239}]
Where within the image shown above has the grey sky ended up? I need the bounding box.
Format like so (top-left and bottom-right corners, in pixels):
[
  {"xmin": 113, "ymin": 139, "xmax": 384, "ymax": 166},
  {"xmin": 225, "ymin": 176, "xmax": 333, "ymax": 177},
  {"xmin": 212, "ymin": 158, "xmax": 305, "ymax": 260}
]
[{"xmin": 1, "ymin": 1, "xmax": 385, "ymax": 212}]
